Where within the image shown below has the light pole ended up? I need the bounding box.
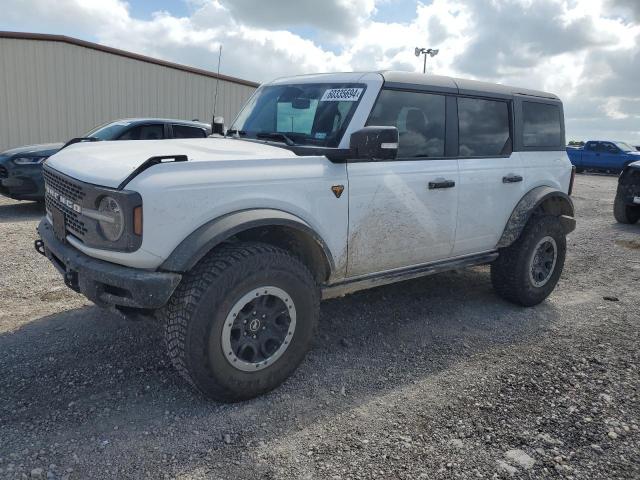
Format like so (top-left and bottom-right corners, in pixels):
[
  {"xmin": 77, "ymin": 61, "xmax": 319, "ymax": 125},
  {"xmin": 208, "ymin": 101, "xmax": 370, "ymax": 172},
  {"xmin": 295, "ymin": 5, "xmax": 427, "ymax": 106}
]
[{"xmin": 415, "ymin": 47, "xmax": 439, "ymax": 74}]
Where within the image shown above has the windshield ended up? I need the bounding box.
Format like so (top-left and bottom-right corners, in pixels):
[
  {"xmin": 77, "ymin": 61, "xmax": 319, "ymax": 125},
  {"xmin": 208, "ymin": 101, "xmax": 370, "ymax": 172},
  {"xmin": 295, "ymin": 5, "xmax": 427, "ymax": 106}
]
[
  {"xmin": 82, "ymin": 121, "xmax": 133, "ymax": 140},
  {"xmin": 614, "ymin": 141, "xmax": 635, "ymax": 152},
  {"xmin": 229, "ymin": 83, "xmax": 366, "ymax": 147}
]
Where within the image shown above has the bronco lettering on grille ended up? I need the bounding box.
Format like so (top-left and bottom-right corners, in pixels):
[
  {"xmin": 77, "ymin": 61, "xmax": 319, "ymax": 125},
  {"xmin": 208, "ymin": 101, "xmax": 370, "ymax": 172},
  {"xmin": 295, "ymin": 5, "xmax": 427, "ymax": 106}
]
[{"xmin": 45, "ymin": 185, "xmax": 82, "ymax": 213}]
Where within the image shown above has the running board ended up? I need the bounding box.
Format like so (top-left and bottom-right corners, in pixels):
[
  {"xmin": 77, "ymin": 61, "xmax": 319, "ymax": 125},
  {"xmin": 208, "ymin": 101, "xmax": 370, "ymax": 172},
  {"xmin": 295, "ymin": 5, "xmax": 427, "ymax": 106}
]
[{"xmin": 321, "ymin": 251, "xmax": 498, "ymax": 299}]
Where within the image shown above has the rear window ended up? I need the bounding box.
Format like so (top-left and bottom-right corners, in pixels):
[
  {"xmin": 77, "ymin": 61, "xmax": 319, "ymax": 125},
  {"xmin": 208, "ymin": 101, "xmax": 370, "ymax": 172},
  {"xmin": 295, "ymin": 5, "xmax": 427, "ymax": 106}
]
[
  {"xmin": 458, "ymin": 97, "xmax": 511, "ymax": 157},
  {"xmin": 522, "ymin": 102, "xmax": 562, "ymax": 148},
  {"xmin": 173, "ymin": 125, "xmax": 206, "ymax": 138}
]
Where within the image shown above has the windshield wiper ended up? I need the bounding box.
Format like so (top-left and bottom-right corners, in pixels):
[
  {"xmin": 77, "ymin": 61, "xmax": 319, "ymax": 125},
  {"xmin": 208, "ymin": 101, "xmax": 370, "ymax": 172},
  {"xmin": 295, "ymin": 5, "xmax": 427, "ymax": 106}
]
[{"xmin": 256, "ymin": 132, "xmax": 296, "ymax": 146}]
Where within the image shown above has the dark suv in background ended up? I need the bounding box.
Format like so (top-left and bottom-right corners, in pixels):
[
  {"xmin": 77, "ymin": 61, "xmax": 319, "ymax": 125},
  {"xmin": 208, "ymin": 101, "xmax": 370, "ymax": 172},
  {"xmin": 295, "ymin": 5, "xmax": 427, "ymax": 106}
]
[
  {"xmin": 0, "ymin": 118, "xmax": 211, "ymax": 201},
  {"xmin": 614, "ymin": 160, "xmax": 640, "ymax": 224}
]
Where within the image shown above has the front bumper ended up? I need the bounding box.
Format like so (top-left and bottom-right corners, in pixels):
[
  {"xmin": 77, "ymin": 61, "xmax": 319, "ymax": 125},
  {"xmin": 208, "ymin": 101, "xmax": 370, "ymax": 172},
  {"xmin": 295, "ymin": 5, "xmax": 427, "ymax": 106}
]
[
  {"xmin": 36, "ymin": 218, "xmax": 181, "ymax": 310},
  {"xmin": 0, "ymin": 162, "xmax": 44, "ymax": 199}
]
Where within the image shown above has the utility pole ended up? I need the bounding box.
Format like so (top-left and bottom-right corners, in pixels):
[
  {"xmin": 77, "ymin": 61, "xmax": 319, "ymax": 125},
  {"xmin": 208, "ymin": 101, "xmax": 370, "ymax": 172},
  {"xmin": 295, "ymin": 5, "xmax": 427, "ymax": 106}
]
[{"xmin": 414, "ymin": 47, "xmax": 439, "ymax": 74}]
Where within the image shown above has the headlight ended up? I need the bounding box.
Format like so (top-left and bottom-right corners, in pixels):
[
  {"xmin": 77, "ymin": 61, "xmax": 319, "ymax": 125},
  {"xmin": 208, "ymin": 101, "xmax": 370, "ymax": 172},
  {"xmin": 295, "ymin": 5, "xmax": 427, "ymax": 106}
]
[
  {"xmin": 98, "ymin": 196, "xmax": 124, "ymax": 241},
  {"xmin": 13, "ymin": 156, "xmax": 48, "ymax": 165}
]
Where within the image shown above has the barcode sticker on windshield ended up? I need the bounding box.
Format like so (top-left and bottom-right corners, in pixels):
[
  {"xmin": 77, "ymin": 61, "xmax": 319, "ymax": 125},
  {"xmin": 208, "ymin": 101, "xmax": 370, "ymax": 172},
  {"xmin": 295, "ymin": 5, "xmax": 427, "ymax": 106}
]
[{"xmin": 320, "ymin": 88, "xmax": 363, "ymax": 102}]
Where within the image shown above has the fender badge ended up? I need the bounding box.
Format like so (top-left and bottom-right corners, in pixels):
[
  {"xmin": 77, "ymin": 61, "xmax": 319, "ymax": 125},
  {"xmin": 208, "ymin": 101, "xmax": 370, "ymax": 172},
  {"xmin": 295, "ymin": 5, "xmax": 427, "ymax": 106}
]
[{"xmin": 331, "ymin": 185, "xmax": 344, "ymax": 198}]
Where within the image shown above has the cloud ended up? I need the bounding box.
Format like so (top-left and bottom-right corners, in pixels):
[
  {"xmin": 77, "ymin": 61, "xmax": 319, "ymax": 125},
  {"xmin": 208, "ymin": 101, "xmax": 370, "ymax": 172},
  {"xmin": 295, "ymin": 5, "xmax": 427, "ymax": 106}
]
[
  {"xmin": 217, "ymin": 0, "xmax": 377, "ymax": 35},
  {"xmin": 0, "ymin": 0, "xmax": 638, "ymax": 141}
]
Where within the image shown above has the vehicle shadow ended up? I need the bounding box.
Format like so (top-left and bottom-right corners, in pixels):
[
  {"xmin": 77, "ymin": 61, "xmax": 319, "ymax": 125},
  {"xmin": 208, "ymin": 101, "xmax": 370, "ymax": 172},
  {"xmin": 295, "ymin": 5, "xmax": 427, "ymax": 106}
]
[
  {"xmin": 611, "ymin": 221, "xmax": 640, "ymax": 234},
  {"xmin": 0, "ymin": 200, "xmax": 44, "ymax": 223},
  {"xmin": 0, "ymin": 268, "xmax": 557, "ymax": 476}
]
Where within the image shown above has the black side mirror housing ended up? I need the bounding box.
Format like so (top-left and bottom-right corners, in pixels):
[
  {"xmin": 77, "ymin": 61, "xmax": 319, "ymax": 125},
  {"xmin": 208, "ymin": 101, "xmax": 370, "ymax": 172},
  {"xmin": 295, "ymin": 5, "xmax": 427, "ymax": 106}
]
[
  {"xmin": 349, "ymin": 126, "xmax": 398, "ymax": 161},
  {"xmin": 211, "ymin": 116, "xmax": 225, "ymax": 136}
]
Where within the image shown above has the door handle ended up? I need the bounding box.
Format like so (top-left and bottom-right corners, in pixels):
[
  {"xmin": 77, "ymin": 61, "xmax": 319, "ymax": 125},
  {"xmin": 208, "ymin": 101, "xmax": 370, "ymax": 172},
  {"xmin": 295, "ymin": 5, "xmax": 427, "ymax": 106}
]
[
  {"xmin": 428, "ymin": 179, "xmax": 456, "ymax": 189},
  {"xmin": 502, "ymin": 174, "xmax": 523, "ymax": 183}
]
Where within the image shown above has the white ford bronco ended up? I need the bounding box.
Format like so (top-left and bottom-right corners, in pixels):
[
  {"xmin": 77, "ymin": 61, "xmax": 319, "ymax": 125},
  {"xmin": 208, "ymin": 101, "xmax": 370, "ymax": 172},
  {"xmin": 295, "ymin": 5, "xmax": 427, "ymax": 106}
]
[{"xmin": 36, "ymin": 71, "xmax": 576, "ymax": 401}]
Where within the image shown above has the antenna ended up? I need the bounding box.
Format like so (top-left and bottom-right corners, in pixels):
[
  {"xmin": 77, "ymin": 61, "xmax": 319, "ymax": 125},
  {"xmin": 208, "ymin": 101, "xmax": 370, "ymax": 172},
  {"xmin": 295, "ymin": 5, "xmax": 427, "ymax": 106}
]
[{"xmin": 212, "ymin": 44, "xmax": 222, "ymax": 129}]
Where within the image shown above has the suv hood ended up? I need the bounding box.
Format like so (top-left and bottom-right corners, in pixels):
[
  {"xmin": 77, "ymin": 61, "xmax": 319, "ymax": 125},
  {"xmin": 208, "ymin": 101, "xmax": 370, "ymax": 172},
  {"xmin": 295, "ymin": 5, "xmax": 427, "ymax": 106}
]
[{"xmin": 45, "ymin": 138, "xmax": 297, "ymax": 188}]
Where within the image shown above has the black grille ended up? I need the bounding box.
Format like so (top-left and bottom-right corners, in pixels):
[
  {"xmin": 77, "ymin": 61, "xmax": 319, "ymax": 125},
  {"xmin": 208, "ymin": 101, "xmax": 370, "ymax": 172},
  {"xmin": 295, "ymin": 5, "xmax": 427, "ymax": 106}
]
[
  {"xmin": 43, "ymin": 168, "xmax": 86, "ymax": 202},
  {"xmin": 43, "ymin": 168, "xmax": 88, "ymax": 238},
  {"xmin": 0, "ymin": 165, "xmax": 7, "ymax": 179}
]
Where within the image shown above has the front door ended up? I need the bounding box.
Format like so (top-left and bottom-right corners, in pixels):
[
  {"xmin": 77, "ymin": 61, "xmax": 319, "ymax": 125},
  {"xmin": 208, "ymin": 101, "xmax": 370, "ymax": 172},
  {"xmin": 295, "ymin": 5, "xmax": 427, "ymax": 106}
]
[{"xmin": 346, "ymin": 89, "xmax": 459, "ymax": 277}]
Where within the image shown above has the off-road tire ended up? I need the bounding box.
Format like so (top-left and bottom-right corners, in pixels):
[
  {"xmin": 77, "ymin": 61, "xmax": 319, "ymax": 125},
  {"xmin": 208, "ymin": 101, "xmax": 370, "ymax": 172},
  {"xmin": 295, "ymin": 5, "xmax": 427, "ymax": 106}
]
[
  {"xmin": 613, "ymin": 194, "xmax": 640, "ymax": 224},
  {"xmin": 162, "ymin": 242, "xmax": 319, "ymax": 402},
  {"xmin": 491, "ymin": 215, "xmax": 566, "ymax": 307}
]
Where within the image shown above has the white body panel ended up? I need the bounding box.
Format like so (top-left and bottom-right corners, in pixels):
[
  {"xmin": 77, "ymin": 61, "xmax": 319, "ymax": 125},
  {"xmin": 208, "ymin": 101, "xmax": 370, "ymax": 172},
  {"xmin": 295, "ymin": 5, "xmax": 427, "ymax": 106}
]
[
  {"xmin": 519, "ymin": 150, "xmax": 572, "ymax": 194},
  {"xmin": 346, "ymin": 160, "xmax": 459, "ymax": 276},
  {"xmin": 454, "ymin": 154, "xmax": 525, "ymax": 255},
  {"xmin": 127, "ymin": 156, "xmax": 349, "ymax": 275}
]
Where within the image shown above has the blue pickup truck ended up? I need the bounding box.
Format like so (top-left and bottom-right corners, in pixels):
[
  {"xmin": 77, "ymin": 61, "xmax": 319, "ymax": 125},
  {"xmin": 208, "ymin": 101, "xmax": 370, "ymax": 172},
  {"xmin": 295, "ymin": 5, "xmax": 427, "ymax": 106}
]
[{"xmin": 566, "ymin": 140, "xmax": 640, "ymax": 173}]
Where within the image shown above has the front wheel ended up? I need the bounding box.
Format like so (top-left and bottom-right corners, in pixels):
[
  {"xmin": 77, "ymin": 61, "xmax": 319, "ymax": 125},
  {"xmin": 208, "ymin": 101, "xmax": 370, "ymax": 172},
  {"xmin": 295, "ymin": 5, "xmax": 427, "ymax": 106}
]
[
  {"xmin": 491, "ymin": 215, "xmax": 566, "ymax": 306},
  {"xmin": 162, "ymin": 242, "xmax": 319, "ymax": 402},
  {"xmin": 613, "ymin": 194, "xmax": 640, "ymax": 224}
]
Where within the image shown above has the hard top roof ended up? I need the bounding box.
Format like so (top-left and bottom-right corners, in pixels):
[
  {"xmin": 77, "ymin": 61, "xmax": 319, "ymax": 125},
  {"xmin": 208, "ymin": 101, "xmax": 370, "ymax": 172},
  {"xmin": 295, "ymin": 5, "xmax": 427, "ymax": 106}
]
[
  {"xmin": 267, "ymin": 71, "xmax": 559, "ymax": 101},
  {"xmin": 380, "ymin": 71, "xmax": 560, "ymax": 100}
]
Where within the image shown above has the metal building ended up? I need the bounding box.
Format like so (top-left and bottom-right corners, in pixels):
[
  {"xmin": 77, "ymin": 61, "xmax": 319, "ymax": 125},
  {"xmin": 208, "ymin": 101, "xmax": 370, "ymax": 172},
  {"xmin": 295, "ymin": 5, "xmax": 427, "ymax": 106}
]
[{"xmin": 0, "ymin": 31, "xmax": 259, "ymax": 151}]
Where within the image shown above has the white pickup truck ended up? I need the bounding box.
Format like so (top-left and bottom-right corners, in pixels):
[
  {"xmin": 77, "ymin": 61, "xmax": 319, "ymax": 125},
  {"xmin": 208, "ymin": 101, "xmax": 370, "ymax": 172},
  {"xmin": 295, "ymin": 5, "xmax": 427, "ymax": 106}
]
[{"xmin": 36, "ymin": 71, "xmax": 576, "ymax": 401}]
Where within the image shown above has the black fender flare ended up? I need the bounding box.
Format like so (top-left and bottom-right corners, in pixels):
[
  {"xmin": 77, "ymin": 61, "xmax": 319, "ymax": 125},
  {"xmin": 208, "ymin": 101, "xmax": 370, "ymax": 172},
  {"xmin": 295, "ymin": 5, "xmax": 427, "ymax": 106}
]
[
  {"xmin": 496, "ymin": 186, "xmax": 575, "ymax": 248},
  {"xmin": 160, "ymin": 209, "xmax": 335, "ymax": 274}
]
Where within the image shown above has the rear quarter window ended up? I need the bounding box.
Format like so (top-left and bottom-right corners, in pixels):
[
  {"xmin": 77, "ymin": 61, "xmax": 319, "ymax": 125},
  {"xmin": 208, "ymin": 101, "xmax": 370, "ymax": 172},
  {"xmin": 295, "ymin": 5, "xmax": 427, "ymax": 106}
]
[{"xmin": 522, "ymin": 102, "xmax": 562, "ymax": 148}]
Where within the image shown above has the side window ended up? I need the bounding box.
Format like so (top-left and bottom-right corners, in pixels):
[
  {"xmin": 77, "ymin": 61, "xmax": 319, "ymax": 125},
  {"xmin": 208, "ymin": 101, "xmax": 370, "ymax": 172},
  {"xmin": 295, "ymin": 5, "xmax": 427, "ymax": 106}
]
[
  {"xmin": 367, "ymin": 89, "xmax": 446, "ymax": 158},
  {"xmin": 585, "ymin": 141, "xmax": 598, "ymax": 151},
  {"xmin": 522, "ymin": 101, "xmax": 562, "ymax": 148},
  {"xmin": 458, "ymin": 97, "xmax": 510, "ymax": 156},
  {"xmin": 602, "ymin": 142, "xmax": 618, "ymax": 153},
  {"xmin": 173, "ymin": 125, "xmax": 206, "ymax": 138},
  {"xmin": 118, "ymin": 124, "xmax": 164, "ymax": 140}
]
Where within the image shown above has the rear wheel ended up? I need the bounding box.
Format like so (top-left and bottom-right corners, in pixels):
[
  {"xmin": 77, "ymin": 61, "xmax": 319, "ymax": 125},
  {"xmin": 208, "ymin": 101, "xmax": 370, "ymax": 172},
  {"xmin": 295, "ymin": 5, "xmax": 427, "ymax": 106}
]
[
  {"xmin": 491, "ymin": 215, "xmax": 566, "ymax": 306},
  {"xmin": 614, "ymin": 194, "xmax": 640, "ymax": 224},
  {"xmin": 162, "ymin": 242, "xmax": 319, "ymax": 402}
]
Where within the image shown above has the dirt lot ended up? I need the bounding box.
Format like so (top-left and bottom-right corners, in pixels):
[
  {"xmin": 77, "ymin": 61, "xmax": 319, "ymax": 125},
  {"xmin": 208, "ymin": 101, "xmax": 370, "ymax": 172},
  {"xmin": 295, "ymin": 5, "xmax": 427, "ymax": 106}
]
[{"xmin": 0, "ymin": 174, "xmax": 638, "ymax": 480}]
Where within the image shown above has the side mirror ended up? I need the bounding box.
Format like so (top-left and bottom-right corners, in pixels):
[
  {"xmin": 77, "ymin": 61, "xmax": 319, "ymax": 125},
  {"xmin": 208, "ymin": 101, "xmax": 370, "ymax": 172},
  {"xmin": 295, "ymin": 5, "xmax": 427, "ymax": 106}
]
[
  {"xmin": 212, "ymin": 116, "xmax": 225, "ymax": 136},
  {"xmin": 349, "ymin": 126, "xmax": 398, "ymax": 161}
]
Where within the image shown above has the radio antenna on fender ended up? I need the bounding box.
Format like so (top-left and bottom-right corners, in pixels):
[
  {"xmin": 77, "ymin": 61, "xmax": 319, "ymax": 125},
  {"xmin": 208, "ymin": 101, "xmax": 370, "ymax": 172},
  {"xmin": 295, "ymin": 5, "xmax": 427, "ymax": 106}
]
[{"xmin": 211, "ymin": 44, "xmax": 225, "ymax": 136}]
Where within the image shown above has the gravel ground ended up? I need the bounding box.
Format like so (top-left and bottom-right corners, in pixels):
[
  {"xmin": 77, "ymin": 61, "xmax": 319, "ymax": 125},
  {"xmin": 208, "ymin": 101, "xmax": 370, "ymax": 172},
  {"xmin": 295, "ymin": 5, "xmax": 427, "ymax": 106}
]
[{"xmin": 0, "ymin": 173, "xmax": 638, "ymax": 480}]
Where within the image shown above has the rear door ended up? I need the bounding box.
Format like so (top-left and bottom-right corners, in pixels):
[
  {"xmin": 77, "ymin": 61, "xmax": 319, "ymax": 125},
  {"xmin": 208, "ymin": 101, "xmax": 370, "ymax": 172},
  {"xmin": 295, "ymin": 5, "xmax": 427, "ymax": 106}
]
[
  {"xmin": 346, "ymin": 88, "xmax": 459, "ymax": 276},
  {"xmin": 453, "ymin": 96, "xmax": 524, "ymax": 255}
]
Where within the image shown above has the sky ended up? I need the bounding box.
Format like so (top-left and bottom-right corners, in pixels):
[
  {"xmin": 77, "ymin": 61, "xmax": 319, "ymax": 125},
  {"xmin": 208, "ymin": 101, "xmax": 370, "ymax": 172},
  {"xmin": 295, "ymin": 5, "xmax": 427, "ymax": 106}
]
[{"xmin": 1, "ymin": 0, "xmax": 639, "ymax": 143}]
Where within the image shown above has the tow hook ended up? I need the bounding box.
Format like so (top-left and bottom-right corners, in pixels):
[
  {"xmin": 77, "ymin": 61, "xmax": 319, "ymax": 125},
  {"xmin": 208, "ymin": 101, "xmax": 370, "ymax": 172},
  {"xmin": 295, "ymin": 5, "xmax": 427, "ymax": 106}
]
[
  {"xmin": 64, "ymin": 270, "xmax": 80, "ymax": 292},
  {"xmin": 34, "ymin": 239, "xmax": 46, "ymax": 256}
]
